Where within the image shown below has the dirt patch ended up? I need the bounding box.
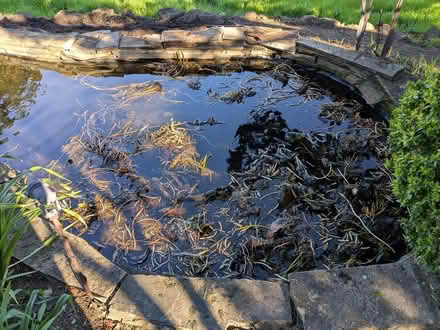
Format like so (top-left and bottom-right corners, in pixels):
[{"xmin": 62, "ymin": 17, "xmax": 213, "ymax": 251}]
[{"xmin": 10, "ymin": 260, "xmax": 138, "ymax": 330}]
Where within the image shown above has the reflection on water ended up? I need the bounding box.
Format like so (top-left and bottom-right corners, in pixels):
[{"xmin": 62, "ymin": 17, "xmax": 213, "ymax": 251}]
[
  {"xmin": 0, "ymin": 63, "xmax": 41, "ymax": 140},
  {"xmin": 0, "ymin": 61, "xmax": 336, "ymax": 174}
]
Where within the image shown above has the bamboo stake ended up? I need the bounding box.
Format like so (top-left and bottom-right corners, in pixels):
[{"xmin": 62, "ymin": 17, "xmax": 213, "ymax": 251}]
[
  {"xmin": 356, "ymin": 0, "xmax": 374, "ymax": 51},
  {"xmin": 381, "ymin": 0, "xmax": 404, "ymax": 57}
]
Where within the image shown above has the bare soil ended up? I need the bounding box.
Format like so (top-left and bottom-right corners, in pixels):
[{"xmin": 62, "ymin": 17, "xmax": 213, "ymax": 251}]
[
  {"xmin": 2, "ymin": 8, "xmax": 439, "ymax": 330},
  {"xmin": 10, "ymin": 260, "xmax": 137, "ymax": 330}
]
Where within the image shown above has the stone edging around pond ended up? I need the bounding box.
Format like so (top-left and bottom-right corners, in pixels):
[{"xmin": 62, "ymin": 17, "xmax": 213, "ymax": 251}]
[
  {"xmin": 13, "ymin": 218, "xmax": 440, "ymax": 329},
  {"xmin": 0, "ymin": 22, "xmax": 410, "ymax": 111}
]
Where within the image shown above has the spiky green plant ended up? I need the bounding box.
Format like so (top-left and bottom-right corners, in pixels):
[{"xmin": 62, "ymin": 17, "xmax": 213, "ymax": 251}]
[{"xmin": 0, "ymin": 176, "xmax": 72, "ymax": 329}]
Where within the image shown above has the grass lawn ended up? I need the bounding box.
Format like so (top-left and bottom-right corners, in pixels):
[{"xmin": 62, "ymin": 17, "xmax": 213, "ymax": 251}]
[{"xmin": 0, "ymin": 0, "xmax": 439, "ymax": 33}]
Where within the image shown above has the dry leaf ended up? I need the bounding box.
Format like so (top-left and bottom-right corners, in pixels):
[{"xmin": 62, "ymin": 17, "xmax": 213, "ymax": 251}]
[{"xmin": 161, "ymin": 206, "xmax": 186, "ymax": 217}]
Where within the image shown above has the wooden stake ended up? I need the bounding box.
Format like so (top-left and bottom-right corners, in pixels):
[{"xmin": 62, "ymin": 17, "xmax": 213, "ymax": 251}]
[
  {"xmin": 381, "ymin": 0, "xmax": 404, "ymax": 57},
  {"xmin": 355, "ymin": 0, "xmax": 374, "ymax": 51}
]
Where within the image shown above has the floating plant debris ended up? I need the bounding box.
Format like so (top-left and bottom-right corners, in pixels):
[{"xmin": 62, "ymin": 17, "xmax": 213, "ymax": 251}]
[{"xmin": 0, "ymin": 61, "xmax": 407, "ymax": 280}]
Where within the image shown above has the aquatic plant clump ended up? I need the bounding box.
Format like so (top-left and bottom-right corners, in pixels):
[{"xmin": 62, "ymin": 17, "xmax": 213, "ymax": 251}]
[{"xmin": 389, "ymin": 68, "xmax": 440, "ymax": 271}]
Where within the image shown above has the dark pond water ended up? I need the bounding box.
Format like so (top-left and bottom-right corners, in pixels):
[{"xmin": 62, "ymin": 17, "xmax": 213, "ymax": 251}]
[
  {"xmin": 0, "ymin": 64, "xmax": 334, "ymax": 174},
  {"xmin": 0, "ymin": 60, "xmax": 406, "ymax": 280}
]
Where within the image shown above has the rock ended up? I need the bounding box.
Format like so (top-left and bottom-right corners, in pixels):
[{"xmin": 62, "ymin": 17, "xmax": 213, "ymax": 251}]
[
  {"xmin": 289, "ymin": 261, "xmax": 439, "ymax": 329},
  {"xmin": 244, "ymin": 11, "xmax": 258, "ymax": 21},
  {"xmin": 174, "ymin": 10, "xmax": 225, "ymax": 25},
  {"xmin": 5, "ymin": 13, "xmax": 30, "ymax": 23},
  {"xmin": 197, "ymin": 12, "xmax": 225, "ymax": 25},
  {"xmin": 157, "ymin": 8, "xmax": 185, "ymax": 22},
  {"xmin": 174, "ymin": 10, "xmax": 204, "ymax": 24},
  {"xmin": 54, "ymin": 10, "xmax": 83, "ymax": 25},
  {"xmin": 13, "ymin": 218, "xmax": 127, "ymax": 302},
  {"xmin": 366, "ymin": 22, "xmax": 375, "ymax": 31},
  {"xmin": 295, "ymin": 15, "xmax": 340, "ymax": 28},
  {"xmin": 0, "ymin": 162, "xmax": 16, "ymax": 182},
  {"xmin": 90, "ymin": 8, "xmax": 116, "ymax": 17},
  {"xmin": 345, "ymin": 22, "xmax": 376, "ymax": 32},
  {"xmin": 108, "ymin": 275, "xmax": 292, "ymax": 329}
]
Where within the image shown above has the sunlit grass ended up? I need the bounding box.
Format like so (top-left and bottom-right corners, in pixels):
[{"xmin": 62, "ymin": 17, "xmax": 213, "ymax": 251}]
[{"xmin": 0, "ymin": 0, "xmax": 438, "ymax": 32}]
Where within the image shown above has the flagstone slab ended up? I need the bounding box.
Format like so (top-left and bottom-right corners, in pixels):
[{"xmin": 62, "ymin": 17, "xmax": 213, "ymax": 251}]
[
  {"xmin": 13, "ymin": 218, "xmax": 127, "ymax": 302},
  {"xmin": 108, "ymin": 275, "xmax": 292, "ymax": 329},
  {"xmin": 296, "ymin": 39, "xmax": 404, "ymax": 80},
  {"xmin": 289, "ymin": 262, "xmax": 439, "ymax": 329}
]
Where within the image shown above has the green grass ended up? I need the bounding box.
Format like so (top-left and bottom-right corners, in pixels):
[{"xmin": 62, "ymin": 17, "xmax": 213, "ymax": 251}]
[{"xmin": 0, "ymin": 0, "xmax": 438, "ymax": 33}]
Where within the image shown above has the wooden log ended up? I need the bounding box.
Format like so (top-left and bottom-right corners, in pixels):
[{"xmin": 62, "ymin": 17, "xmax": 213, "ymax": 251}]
[{"xmin": 355, "ymin": 0, "xmax": 374, "ymax": 51}]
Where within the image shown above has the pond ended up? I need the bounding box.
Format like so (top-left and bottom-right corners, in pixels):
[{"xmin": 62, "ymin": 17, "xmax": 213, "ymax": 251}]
[{"xmin": 0, "ymin": 59, "xmax": 407, "ymax": 280}]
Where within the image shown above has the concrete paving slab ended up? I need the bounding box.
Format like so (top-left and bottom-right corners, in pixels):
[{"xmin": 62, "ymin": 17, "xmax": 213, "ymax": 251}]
[
  {"xmin": 205, "ymin": 278, "xmax": 292, "ymax": 330},
  {"xmin": 13, "ymin": 218, "xmax": 127, "ymax": 302},
  {"xmin": 108, "ymin": 275, "xmax": 292, "ymax": 329},
  {"xmin": 289, "ymin": 262, "xmax": 439, "ymax": 329}
]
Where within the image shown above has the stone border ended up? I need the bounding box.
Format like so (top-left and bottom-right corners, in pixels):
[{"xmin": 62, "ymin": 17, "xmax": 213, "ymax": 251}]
[
  {"xmin": 0, "ymin": 22, "xmax": 410, "ymax": 110},
  {"xmin": 14, "ymin": 218, "xmax": 292, "ymax": 329},
  {"xmin": 14, "ymin": 215, "xmax": 440, "ymax": 329}
]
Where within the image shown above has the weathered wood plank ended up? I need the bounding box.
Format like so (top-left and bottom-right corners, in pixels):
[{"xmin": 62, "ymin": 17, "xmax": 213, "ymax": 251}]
[
  {"xmin": 62, "ymin": 35, "xmax": 120, "ymax": 61},
  {"xmin": 261, "ymin": 38, "xmax": 296, "ymax": 53},
  {"xmin": 245, "ymin": 27, "xmax": 291, "ymax": 42},
  {"xmin": 161, "ymin": 29, "xmax": 188, "ymax": 42},
  {"xmin": 0, "ymin": 43, "xmax": 66, "ymax": 61},
  {"xmin": 185, "ymin": 27, "xmax": 222, "ymax": 44},
  {"xmin": 222, "ymin": 27, "xmax": 246, "ymax": 41},
  {"xmin": 81, "ymin": 30, "xmax": 121, "ymax": 49},
  {"xmin": 0, "ymin": 27, "xmax": 75, "ymax": 48},
  {"xmin": 296, "ymin": 39, "xmax": 404, "ymax": 79},
  {"xmin": 119, "ymin": 36, "xmax": 161, "ymax": 49},
  {"xmin": 118, "ymin": 47, "xmax": 273, "ymax": 61}
]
